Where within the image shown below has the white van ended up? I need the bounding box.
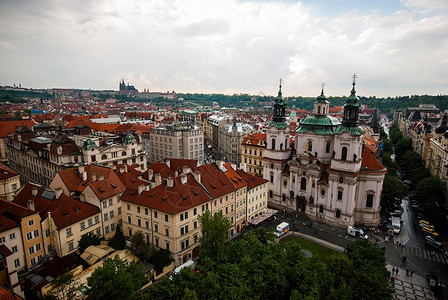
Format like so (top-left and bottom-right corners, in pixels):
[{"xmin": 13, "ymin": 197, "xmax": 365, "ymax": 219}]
[
  {"xmin": 172, "ymin": 259, "xmax": 196, "ymax": 276},
  {"xmin": 347, "ymin": 226, "xmax": 368, "ymax": 239}
]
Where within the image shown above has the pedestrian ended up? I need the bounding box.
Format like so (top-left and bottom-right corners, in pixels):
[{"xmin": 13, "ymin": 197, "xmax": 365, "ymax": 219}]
[
  {"xmin": 410, "ymin": 270, "xmax": 414, "ymax": 277},
  {"xmin": 390, "ymin": 276, "xmax": 395, "ymax": 286},
  {"xmin": 406, "ymin": 267, "xmax": 410, "ymax": 276},
  {"xmin": 396, "ymin": 268, "xmax": 399, "ymax": 276},
  {"xmin": 392, "ymin": 267, "xmax": 396, "ymax": 274}
]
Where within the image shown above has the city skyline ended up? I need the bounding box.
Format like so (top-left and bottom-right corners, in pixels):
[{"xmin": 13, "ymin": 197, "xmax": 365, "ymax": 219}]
[{"xmin": 1, "ymin": 0, "xmax": 447, "ymax": 97}]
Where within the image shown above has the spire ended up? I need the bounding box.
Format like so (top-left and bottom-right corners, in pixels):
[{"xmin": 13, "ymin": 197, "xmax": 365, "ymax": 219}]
[
  {"xmin": 270, "ymin": 79, "xmax": 287, "ymax": 124},
  {"xmin": 342, "ymin": 74, "xmax": 360, "ymax": 127},
  {"xmin": 347, "ymin": 73, "xmax": 358, "ymax": 104},
  {"xmin": 277, "ymin": 78, "xmax": 282, "ymax": 98}
]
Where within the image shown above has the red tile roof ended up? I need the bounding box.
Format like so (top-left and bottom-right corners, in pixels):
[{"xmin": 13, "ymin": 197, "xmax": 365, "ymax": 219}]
[
  {"xmin": 56, "ymin": 165, "xmax": 126, "ymax": 200},
  {"xmin": 361, "ymin": 145, "xmax": 387, "ymax": 174},
  {"xmin": 0, "ymin": 215, "xmax": 19, "ymax": 233},
  {"xmin": 0, "ymin": 198, "xmax": 37, "ymax": 223},
  {"xmin": 0, "ymin": 285, "xmax": 23, "ymax": 300},
  {"xmin": 0, "ymin": 162, "xmax": 19, "ymax": 180},
  {"xmin": 193, "ymin": 164, "xmax": 235, "ymax": 198},
  {"xmin": 13, "ymin": 183, "xmax": 100, "ymax": 229},
  {"xmin": 242, "ymin": 132, "xmax": 266, "ymax": 145},
  {"xmin": 114, "ymin": 165, "xmax": 149, "ymax": 189},
  {"xmin": 0, "ymin": 120, "xmax": 36, "ymax": 138},
  {"xmin": 235, "ymin": 168, "xmax": 268, "ymax": 190},
  {"xmin": 121, "ymin": 173, "xmax": 211, "ymax": 214},
  {"xmin": 0, "ymin": 244, "xmax": 13, "ymax": 257},
  {"xmin": 222, "ymin": 163, "xmax": 247, "ymax": 190}
]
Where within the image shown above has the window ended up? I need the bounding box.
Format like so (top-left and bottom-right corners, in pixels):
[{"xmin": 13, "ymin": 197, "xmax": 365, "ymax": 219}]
[
  {"xmin": 14, "ymin": 258, "xmax": 20, "ymax": 268},
  {"xmin": 95, "ymin": 216, "xmax": 100, "ymax": 223},
  {"xmin": 309, "ymin": 196, "xmax": 314, "ymax": 205},
  {"xmin": 110, "ymin": 211, "xmax": 114, "ymax": 218},
  {"xmin": 127, "ymin": 204, "xmax": 131, "ymax": 210},
  {"xmin": 145, "ymin": 208, "xmax": 149, "ymax": 215},
  {"xmin": 29, "ymin": 246, "xmax": 35, "ymax": 255},
  {"xmin": 165, "ymin": 228, "xmax": 169, "ymax": 236},
  {"xmin": 88, "ymin": 218, "xmax": 93, "ymax": 227},
  {"xmin": 12, "ymin": 184, "xmax": 17, "ymax": 191},
  {"xmin": 137, "ymin": 206, "xmax": 141, "ymax": 213},
  {"xmin": 193, "ymin": 208, "xmax": 197, "ymax": 215},
  {"xmin": 321, "ymin": 189, "xmax": 326, "ymax": 196},
  {"xmin": 104, "ymin": 213, "xmax": 109, "ymax": 221},
  {"xmin": 145, "ymin": 220, "xmax": 149, "ymax": 229},
  {"xmin": 35, "ymin": 243, "xmax": 41, "ymax": 252},
  {"xmin": 96, "ymin": 228, "xmax": 101, "ymax": 236},
  {"xmin": 154, "ymin": 224, "xmax": 158, "ymax": 232},
  {"xmin": 109, "ymin": 199, "xmax": 113, "ymax": 206},
  {"xmin": 68, "ymin": 241, "xmax": 74, "ymax": 251},
  {"xmin": 166, "ymin": 242, "xmax": 170, "ymax": 251},
  {"xmin": 66, "ymin": 228, "xmax": 72, "ymax": 237},
  {"xmin": 180, "ymin": 225, "xmax": 189, "ymax": 236},
  {"xmin": 30, "ymin": 257, "xmax": 36, "ymax": 266},
  {"xmin": 308, "ymin": 141, "xmax": 312, "ymax": 152},
  {"xmin": 80, "ymin": 222, "xmax": 86, "ymax": 230},
  {"xmin": 155, "ymin": 237, "xmax": 159, "ymax": 247},
  {"xmin": 180, "ymin": 214, "xmax": 184, "ymax": 222},
  {"xmin": 366, "ymin": 194, "xmax": 374, "ymax": 208},
  {"xmin": 9, "ymin": 233, "xmax": 15, "ymax": 240},
  {"xmin": 118, "ymin": 207, "xmax": 121, "ymax": 215},
  {"xmin": 46, "ymin": 230, "xmax": 50, "ymax": 237},
  {"xmin": 127, "ymin": 216, "xmax": 132, "ymax": 223},
  {"xmin": 165, "ymin": 214, "xmax": 169, "ymax": 222},
  {"xmin": 105, "ymin": 226, "xmax": 110, "ymax": 234},
  {"xmin": 339, "ymin": 176, "xmax": 344, "ymax": 184},
  {"xmin": 337, "ymin": 191, "xmax": 343, "ymax": 200},
  {"xmin": 269, "ymin": 190, "xmax": 273, "ymax": 198},
  {"xmin": 326, "ymin": 142, "xmax": 330, "ymax": 153},
  {"xmin": 283, "ymin": 180, "xmax": 287, "ymax": 187},
  {"xmin": 12, "ymin": 245, "xmax": 17, "ymax": 253},
  {"xmin": 34, "ymin": 229, "xmax": 39, "ymax": 237},
  {"xmin": 28, "ymin": 220, "xmax": 34, "ymax": 226},
  {"xmin": 194, "ymin": 234, "xmax": 198, "ymax": 243},
  {"xmin": 319, "ymin": 205, "xmax": 324, "ymax": 213},
  {"xmin": 91, "ymin": 155, "xmax": 96, "ymax": 162},
  {"xmin": 185, "ymin": 212, "xmax": 188, "ymax": 219},
  {"xmin": 111, "ymin": 223, "xmax": 115, "ymax": 232},
  {"xmin": 138, "ymin": 219, "xmax": 142, "ymax": 227},
  {"xmin": 270, "ymin": 175, "xmax": 273, "ymax": 183},
  {"xmin": 271, "ymin": 138, "xmax": 276, "ymax": 150},
  {"xmin": 154, "ymin": 211, "xmax": 158, "ymax": 218},
  {"xmin": 48, "ymin": 245, "xmax": 53, "ymax": 253},
  {"xmin": 194, "ymin": 221, "xmax": 197, "ymax": 229},
  {"xmin": 341, "ymin": 147, "xmax": 347, "ymax": 161},
  {"xmin": 300, "ymin": 178, "xmax": 306, "ymax": 190}
]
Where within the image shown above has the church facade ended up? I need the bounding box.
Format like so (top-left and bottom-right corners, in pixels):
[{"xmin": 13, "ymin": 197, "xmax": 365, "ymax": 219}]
[{"xmin": 263, "ymin": 79, "xmax": 386, "ymax": 227}]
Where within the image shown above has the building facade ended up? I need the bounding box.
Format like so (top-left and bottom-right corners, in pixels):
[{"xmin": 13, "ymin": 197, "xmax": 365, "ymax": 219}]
[
  {"xmin": 218, "ymin": 120, "xmax": 253, "ymax": 165},
  {"xmin": 241, "ymin": 133, "xmax": 266, "ymax": 177}
]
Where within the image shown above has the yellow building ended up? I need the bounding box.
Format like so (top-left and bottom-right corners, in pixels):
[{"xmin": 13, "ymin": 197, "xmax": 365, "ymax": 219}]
[
  {"xmin": 0, "ymin": 162, "xmax": 20, "ymax": 201},
  {"xmin": 241, "ymin": 133, "xmax": 266, "ymax": 177}
]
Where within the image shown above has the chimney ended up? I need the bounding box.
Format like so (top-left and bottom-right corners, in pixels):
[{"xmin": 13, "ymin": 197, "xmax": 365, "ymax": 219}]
[
  {"xmin": 231, "ymin": 163, "xmax": 236, "ymax": 170},
  {"xmin": 31, "ymin": 187, "xmax": 38, "ymax": 197},
  {"xmin": 180, "ymin": 174, "xmax": 187, "ymax": 184},
  {"xmin": 165, "ymin": 159, "xmax": 170, "ymax": 168},
  {"xmin": 55, "ymin": 188, "xmax": 63, "ymax": 199},
  {"xmin": 138, "ymin": 185, "xmax": 145, "ymax": 195},
  {"xmin": 193, "ymin": 170, "xmax": 201, "ymax": 183},
  {"xmin": 124, "ymin": 164, "xmax": 128, "ymax": 172},
  {"xmin": 154, "ymin": 173, "xmax": 162, "ymax": 187},
  {"xmin": 120, "ymin": 167, "xmax": 125, "ymax": 173},
  {"xmin": 147, "ymin": 169, "xmax": 154, "ymax": 181},
  {"xmin": 182, "ymin": 166, "xmax": 191, "ymax": 174},
  {"xmin": 216, "ymin": 160, "xmax": 224, "ymax": 170},
  {"xmin": 167, "ymin": 176, "xmax": 174, "ymax": 188},
  {"xmin": 82, "ymin": 171, "xmax": 87, "ymax": 181},
  {"xmin": 78, "ymin": 165, "xmax": 85, "ymax": 174},
  {"xmin": 239, "ymin": 162, "xmax": 247, "ymax": 172},
  {"xmin": 174, "ymin": 170, "xmax": 178, "ymax": 177},
  {"xmin": 92, "ymin": 173, "xmax": 97, "ymax": 182}
]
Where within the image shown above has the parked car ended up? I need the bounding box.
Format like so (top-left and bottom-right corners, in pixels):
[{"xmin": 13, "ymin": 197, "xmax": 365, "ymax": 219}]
[
  {"xmin": 421, "ymin": 226, "xmax": 439, "ymax": 237},
  {"xmin": 425, "ymin": 236, "xmax": 442, "ymax": 247},
  {"xmin": 425, "ymin": 239, "xmax": 445, "ymax": 252}
]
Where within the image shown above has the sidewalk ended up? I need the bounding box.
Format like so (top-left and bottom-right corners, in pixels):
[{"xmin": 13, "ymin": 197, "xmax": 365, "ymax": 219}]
[{"xmin": 387, "ymin": 264, "xmax": 434, "ymax": 300}]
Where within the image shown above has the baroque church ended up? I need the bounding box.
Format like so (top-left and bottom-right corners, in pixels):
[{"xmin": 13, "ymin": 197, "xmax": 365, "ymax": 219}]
[{"xmin": 263, "ymin": 78, "xmax": 386, "ymax": 227}]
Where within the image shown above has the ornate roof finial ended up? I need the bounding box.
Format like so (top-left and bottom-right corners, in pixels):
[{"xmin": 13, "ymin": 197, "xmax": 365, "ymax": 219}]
[
  {"xmin": 352, "ymin": 73, "xmax": 357, "ymax": 86},
  {"xmin": 321, "ymin": 82, "xmax": 325, "ymax": 95}
]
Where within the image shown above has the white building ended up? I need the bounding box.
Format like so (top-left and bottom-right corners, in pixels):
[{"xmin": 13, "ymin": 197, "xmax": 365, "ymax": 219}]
[{"xmin": 263, "ymin": 80, "xmax": 387, "ymax": 227}]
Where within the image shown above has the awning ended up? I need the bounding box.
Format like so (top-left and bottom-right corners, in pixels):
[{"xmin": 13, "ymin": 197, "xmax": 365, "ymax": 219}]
[{"xmin": 249, "ymin": 208, "xmax": 278, "ymax": 225}]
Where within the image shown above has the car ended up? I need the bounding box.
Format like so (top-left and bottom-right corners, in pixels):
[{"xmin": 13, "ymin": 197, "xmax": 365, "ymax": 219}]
[
  {"xmin": 425, "ymin": 240, "xmax": 444, "ymax": 253},
  {"xmin": 421, "ymin": 226, "xmax": 439, "ymax": 237},
  {"xmin": 416, "ymin": 213, "xmax": 427, "ymax": 221},
  {"xmin": 420, "ymin": 223, "xmax": 435, "ymax": 230},
  {"xmin": 391, "ymin": 210, "xmax": 402, "ymax": 217},
  {"xmin": 425, "ymin": 236, "xmax": 442, "ymax": 247}
]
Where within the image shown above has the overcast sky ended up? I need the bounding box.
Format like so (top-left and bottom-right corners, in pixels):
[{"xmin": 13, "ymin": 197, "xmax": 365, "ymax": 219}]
[{"xmin": 1, "ymin": 0, "xmax": 447, "ymax": 97}]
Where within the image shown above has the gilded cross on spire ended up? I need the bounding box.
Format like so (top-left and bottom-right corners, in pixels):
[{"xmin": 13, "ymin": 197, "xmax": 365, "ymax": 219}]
[
  {"xmin": 321, "ymin": 82, "xmax": 325, "ymax": 94},
  {"xmin": 352, "ymin": 73, "xmax": 357, "ymax": 85},
  {"xmin": 279, "ymin": 78, "xmax": 282, "ymax": 90}
]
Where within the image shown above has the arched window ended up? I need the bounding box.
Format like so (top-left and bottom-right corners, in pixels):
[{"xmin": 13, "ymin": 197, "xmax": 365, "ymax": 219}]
[
  {"xmin": 282, "ymin": 194, "xmax": 286, "ymax": 202},
  {"xmin": 283, "ymin": 180, "xmax": 287, "ymax": 187},
  {"xmin": 272, "ymin": 138, "xmax": 276, "ymax": 150},
  {"xmin": 280, "ymin": 143, "xmax": 283, "ymax": 150},
  {"xmin": 300, "ymin": 178, "xmax": 306, "ymax": 190},
  {"xmin": 353, "ymin": 154, "xmax": 357, "ymax": 161},
  {"xmin": 290, "ymin": 191, "xmax": 294, "ymax": 198},
  {"xmin": 308, "ymin": 141, "xmax": 313, "ymax": 152},
  {"xmin": 319, "ymin": 205, "xmax": 324, "ymax": 213},
  {"xmin": 323, "ymin": 107, "xmax": 326, "ymax": 114},
  {"xmin": 101, "ymin": 154, "xmax": 107, "ymax": 160},
  {"xmin": 270, "ymin": 163, "xmax": 274, "ymax": 169},
  {"xmin": 309, "ymin": 196, "xmax": 314, "ymax": 205},
  {"xmin": 285, "ymin": 138, "xmax": 288, "ymax": 149},
  {"xmin": 366, "ymin": 194, "xmax": 374, "ymax": 208},
  {"xmin": 326, "ymin": 142, "xmax": 330, "ymax": 153},
  {"xmin": 122, "ymin": 151, "xmax": 127, "ymax": 156},
  {"xmin": 341, "ymin": 147, "xmax": 347, "ymax": 161},
  {"xmin": 336, "ymin": 210, "xmax": 341, "ymax": 218}
]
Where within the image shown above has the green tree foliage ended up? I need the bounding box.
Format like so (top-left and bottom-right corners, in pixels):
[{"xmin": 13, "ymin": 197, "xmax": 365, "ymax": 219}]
[
  {"xmin": 140, "ymin": 233, "xmax": 393, "ymax": 300},
  {"xmin": 77, "ymin": 232, "xmax": 101, "ymax": 253},
  {"xmin": 198, "ymin": 210, "xmax": 231, "ymax": 260},
  {"xmin": 382, "ymin": 153, "xmax": 398, "ymax": 177},
  {"xmin": 400, "ymin": 151, "xmax": 431, "ymax": 186},
  {"xmin": 149, "ymin": 248, "xmax": 173, "ymax": 274},
  {"xmin": 394, "ymin": 138, "xmax": 412, "ymax": 161},
  {"xmin": 253, "ymin": 226, "xmax": 277, "ymax": 244},
  {"xmin": 381, "ymin": 176, "xmax": 409, "ymax": 212},
  {"xmin": 45, "ymin": 271, "xmax": 81, "ymax": 300},
  {"xmin": 389, "ymin": 123, "xmax": 403, "ymax": 145},
  {"xmin": 128, "ymin": 232, "xmax": 155, "ymax": 261},
  {"xmin": 86, "ymin": 255, "xmax": 146, "ymax": 300},
  {"xmin": 108, "ymin": 225, "xmax": 126, "ymax": 250}
]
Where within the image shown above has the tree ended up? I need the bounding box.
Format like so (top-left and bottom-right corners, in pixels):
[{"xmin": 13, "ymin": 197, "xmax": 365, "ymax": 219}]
[
  {"xmin": 77, "ymin": 232, "xmax": 101, "ymax": 253},
  {"xmin": 253, "ymin": 226, "xmax": 277, "ymax": 244},
  {"xmin": 108, "ymin": 225, "xmax": 126, "ymax": 250},
  {"xmin": 129, "ymin": 232, "xmax": 155, "ymax": 261},
  {"xmin": 414, "ymin": 176, "xmax": 444, "ymax": 204},
  {"xmin": 86, "ymin": 255, "xmax": 146, "ymax": 300},
  {"xmin": 198, "ymin": 210, "xmax": 231, "ymax": 260},
  {"xmin": 394, "ymin": 138, "xmax": 412, "ymax": 161},
  {"xmin": 381, "ymin": 175, "xmax": 408, "ymax": 211},
  {"xmin": 149, "ymin": 248, "xmax": 173, "ymax": 274},
  {"xmin": 46, "ymin": 271, "xmax": 82, "ymax": 300}
]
